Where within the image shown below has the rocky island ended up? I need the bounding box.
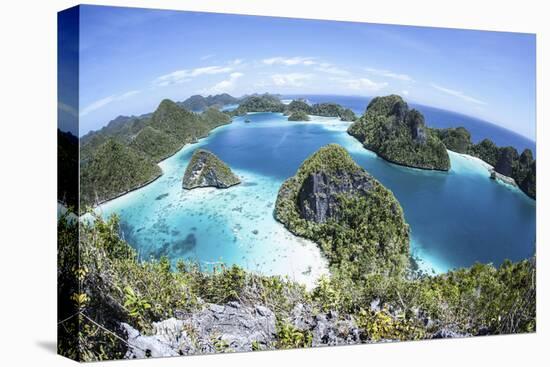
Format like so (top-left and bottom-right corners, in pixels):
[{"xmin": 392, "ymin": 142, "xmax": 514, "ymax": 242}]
[
  {"xmin": 177, "ymin": 93, "xmax": 241, "ymax": 112},
  {"xmin": 434, "ymin": 127, "xmax": 536, "ymax": 199},
  {"xmin": 232, "ymin": 94, "xmax": 286, "ymax": 115},
  {"xmin": 348, "ymin": 95, "xmax": 450, "ymax": 171},
  {"xmin": 288, "ymin": 110, "xmax": 310, "ymax": 121},
  {"xmin": 232, "ymin": 94, "xmax": 356, "ymax": 121},
  {"xmin": 285, "ymin": 99, "xmax": 356, "ymax": 121},
  {"xmin": 275, "ymin": 144, "xmax": 410, "ymax": 277},
  {"xmin": 182, "ymin": 149, "xmax": 241, "ymax": 189}
]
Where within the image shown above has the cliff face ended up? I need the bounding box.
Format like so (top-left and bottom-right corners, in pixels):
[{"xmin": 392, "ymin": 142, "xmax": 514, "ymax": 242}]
[
  {"xmin": 298, "ymin": 170, "xmax": 373, "ymax": 223},
  {"xmin": 468, "ymin": 140, "xmax": 536, "ymax": 199},
  {"xmin": 348, "ymin": 95, "xmax": 450, "ymax": 171},
  {"xmin": 182, "ymin": 149, "xmax": 241, "ymax": 189},
  {"xmin": 495, "ymin": 146, "xmax": 519, "ymax": 177},
  {"xmin": 275, "ymin": 144, "xmax": 410, "ymax": 276}
]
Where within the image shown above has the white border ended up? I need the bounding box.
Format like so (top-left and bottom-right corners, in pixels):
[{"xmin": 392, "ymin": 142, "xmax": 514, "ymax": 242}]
[{"xmin": 0, "ymin": 1, "xmax": 546, "ymax": 366}]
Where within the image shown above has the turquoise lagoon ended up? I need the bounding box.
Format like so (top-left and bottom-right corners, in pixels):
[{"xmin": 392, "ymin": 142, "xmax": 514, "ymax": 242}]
[{"xmin": 97, "ymin": 111, "xmax": 536, "ymax": 286}]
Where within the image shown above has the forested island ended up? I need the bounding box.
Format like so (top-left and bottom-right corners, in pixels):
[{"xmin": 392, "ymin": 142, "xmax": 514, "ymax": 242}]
[
  {"xmin": 348, "ymin": 95, "xmax": 536, "ymax": 199},
  {"xmin": 177, "ymin": 93, "xmax": 241, "ymax": 112},
  {"xmin": 434, "ymin": 128, "xmax": 536, "ymax": 199},
  {"xmin": 348, "ymin": 95, "xmax": 450, "ymax": 171},
  {"xmin": 182, "ymin": 149, "xmax": 241, "ymax": 189},
  {"xmin": 232, "ymin": 94, "xmax": 356, "ymax": 121}
]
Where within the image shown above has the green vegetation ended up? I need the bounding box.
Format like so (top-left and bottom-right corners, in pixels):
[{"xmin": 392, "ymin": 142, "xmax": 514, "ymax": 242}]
[
  {"xmin": 178, "ymin": 93, "xmax": 240, "ymax": 111},
  {"xmin": 348, "ymin": 95, "xmax": 450, "ymax": 171},
  {"xmin": 433, "ymin": 127, "xmax": 472, "ymax": 154},
  {"xmin": 473, "ymin": 143, "xmax": 537, "ymax": 199},
  {"xmin": 232, "ymin": 96, "xmax": 355, "ymax": 121},
  {"xmin": 80, "ymin": 139, "xmax": 162, "ymax": 208},
  {"xmin": 58, "ymin": 211, "xmax": 536, "ymax": 361},
  {"xmin": 80, "ymin": 101, "xmax": 232, "ymax": 208},
  {"xmin": 430, "ymin": 126, "xmax": 536, "ymax": 199},
  {"xmin": 129, "ymin": 126, "xmax": 180, "ymax": 162},
  {"xmin": 182, "ymin": 149, "xmax": 241, "ymax": 189},
  {"xmin": 284, "ymin": 100, "xmax": 310, "ymax": 115},
  {"xmin": 276, "ymin": 322, "xmax": 312, "ymax": 349},
  {"xmin": 310, "ymin": 103, "xmax": 356, "ymax": 121},
  {"xmin": 80, "ymin": 116, "xmax": 146, "ymax": 162},
  {"xmin": 232, "ymin": 94, "xmax": 286, "ymax": 115},
  {"xmin": 284, "ymin": 99, "xmax": 356, "ymax": 121},
  {"xmin": 468, "ymin": 138, "xmax": 500, "ymax": 166},
  {"xmin": 275, "ymin": 144, "xmax": 410, "ymax": 279},
  {"xmin": 288, "ymin": 110, "xmax": 310, "ymax": 121}
]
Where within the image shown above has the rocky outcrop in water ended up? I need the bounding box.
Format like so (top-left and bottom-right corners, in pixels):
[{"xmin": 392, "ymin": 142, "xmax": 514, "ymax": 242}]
[
  {"xmin": 275, "ymin": 144, "xmax": 410, "ymax": 276},
  {"xmin": 347, "ymin": 95, "xmax": 450, "ymax": 171},
  {"xmin": 182, "ymin": 149, "xmax": 240, "ymax": 189}
]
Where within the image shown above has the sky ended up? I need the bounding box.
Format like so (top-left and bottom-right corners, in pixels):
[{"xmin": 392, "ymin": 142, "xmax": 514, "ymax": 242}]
[{"xmin": 60, "ymin": 5, "xmax": 536, "ymax": 139}]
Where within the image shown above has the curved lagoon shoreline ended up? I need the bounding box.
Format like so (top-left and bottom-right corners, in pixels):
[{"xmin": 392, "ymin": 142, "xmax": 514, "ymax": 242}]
[{"xmin": 95, "ymin": 111, "xmax": 535, "ymax": 286}]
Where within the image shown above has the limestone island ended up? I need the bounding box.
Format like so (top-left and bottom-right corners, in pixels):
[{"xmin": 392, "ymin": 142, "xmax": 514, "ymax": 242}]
[
  {"xmin": 182, "ymin": 149, "xmax": 241, "ymax": 189},
  {"xmin": 288, "ymin": 110, "xmax": 310, "ymax": 121},
  {"xmin": 275, "ymin": 144, "xmax": 410, "ymax": 277},
  {"xmin": 231, "ymin": 94, "xmax": 356, "ymax": 121},
  {"xmin": 434, "ymin": 127, "xmax": 536, "ymax": 199},
  {"xmin": 348, "ymin": 95, "xmax": 450, "ymax": 171}
]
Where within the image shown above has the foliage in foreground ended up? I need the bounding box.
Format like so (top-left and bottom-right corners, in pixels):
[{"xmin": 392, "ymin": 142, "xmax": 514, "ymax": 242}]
[{"xmin": 58, "ymin": 201, "xmax": 535, "ymax": 361}]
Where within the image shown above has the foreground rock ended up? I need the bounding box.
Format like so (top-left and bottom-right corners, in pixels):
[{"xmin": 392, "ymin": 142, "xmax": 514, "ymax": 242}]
[
  {"xmin": 123, "ymin": 302, "xmax": 276, "ymax": 358},
  {"xmin": 275, "ymin": 144, "xmax": 410, "ymax": 276},
  {"xmin": 182, "ymin": 149, "xmax": 240, "ymax": 189},
  {"xmin": 348, "ymin": 95, "xmax": 450, "ymax": 171},
  {"xmin": 290, "ymin": 303, "xmax": 361, "ymax": 346}
]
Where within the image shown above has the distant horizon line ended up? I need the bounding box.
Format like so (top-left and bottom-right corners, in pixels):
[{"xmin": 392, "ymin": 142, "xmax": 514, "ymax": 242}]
[{"xmin": 70, "ymin": 92, "xmax": 535, "ymax": 142}]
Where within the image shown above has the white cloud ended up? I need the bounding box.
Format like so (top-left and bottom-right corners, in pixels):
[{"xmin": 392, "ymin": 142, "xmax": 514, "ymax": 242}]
[
  {"xmin": 315, "ymin": 63, "xmax": 349, "ymax": 76},
  {"xmin": 153, "ymin": 65, "xmax": 233, "ymax": 87},
  {"xmin": 262, "ymin": 56, "xmax": 316, "ymax": 66},
  {"xmin": 431, "ymin": 83, "xmax": 487, "ymax": 105},
  {"xmin": 201, "ymin": 72, "xmax": 244, "ymax": 95},
  {"xmin": 402, "ymin": 90, "xmax": 410, "ymax": 96},
  {"xmin": 58, "ymin": 101, "xmax": 78, "ymax": 117},
  {"xmin": 262, "ymin": 57, "xmax": 350, "ymax": 77},
  {"xmin": 340, "ymin": 77, "xmax": 388, "ymax": 92},
  {"xmin": 200, "ymin": 54, "xmax": 215, "ymax": 60},
  {"xmin": 270, "ymin": 73, "xmax": 313, "ymax": 87},
  {"xmin": 365, "ymin": 67, "xmax": 413, "ymax": 82},
  {"xmin": 80, "ymin": 90, "xmax": 140, "ymax": 117}
]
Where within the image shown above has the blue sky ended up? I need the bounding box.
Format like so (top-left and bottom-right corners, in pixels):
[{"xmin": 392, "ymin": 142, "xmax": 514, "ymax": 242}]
[{"xmin": 65, "ymin": 5, "xmax": 536, "ymax": 139}]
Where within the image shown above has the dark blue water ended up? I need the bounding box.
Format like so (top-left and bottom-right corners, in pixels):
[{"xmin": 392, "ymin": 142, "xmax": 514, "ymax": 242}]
[
  {"xmin": 100, "ymin": 101, "xmax": 536, "ymax": 280},
  {"xmin": 286, "ymin": 94, "xmax": 536, "ymax": 156}
]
